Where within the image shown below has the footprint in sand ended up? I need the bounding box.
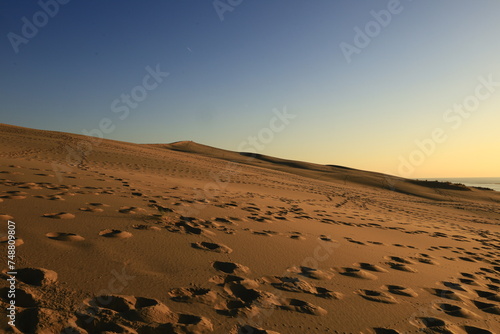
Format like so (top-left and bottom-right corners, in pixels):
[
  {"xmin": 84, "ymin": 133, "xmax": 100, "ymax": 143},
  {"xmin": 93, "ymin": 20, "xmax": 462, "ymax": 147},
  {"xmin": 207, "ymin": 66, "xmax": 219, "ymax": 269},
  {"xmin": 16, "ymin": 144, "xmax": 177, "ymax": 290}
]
[
  {"xmin": 367, "ymin": 241, "xmax": 385, "ymax": 245},
  {"xmin": 386, "ymin": 262, "xmax": 418, "ymax": 273},
  {"xmin": 355, "ymin": 289, "xmax": 398, "ymax": 304},
  {"xmin": 20, "ymin": 182, "xmax": 42, "ymax": 189},
  {"xmin": 384, "ymin": 285, "xmax": 418, "ymax": 297},
  {"xmin": 463, "ymin": 326, "xmax": 493, "ymax": 334},
  {"xmin": 262, "ymin": 276, "xmax": 340, "ymax": 300},
  {"xmin": 1, "ymin": 191, "xmax": 28, "ymax": 199},
  {"xmin": 213, "ymin": 261, "xmax": 250, "ymax": 275},
  {"xmin": 279, "ymin": 298, "xmax": 327, "ymax": 316},
  {"xmin": 98, "ymin": 229, "xmax": 133, "ymax": 239},
  {"xmin": 263, "ymin": 275, "xmax": 315, "ymax": 294},
  {"xmin": 212, "ymin": 217, "xmax": 238, "ymax": 225},
  {"xmin": 475, "ymin": 290, "xmax": 500, "ymax": 302},
  {"xmin": 480, "ymin": 267, "xmax": 496, "ymax": 274},
  {"xmin": 319, "ymin": 235, "xmax": 336, "ymax": 242},
  {"xmin": 214, "ymin": 293, "xmax": 272, "ymax": 319},
  {"xmin": 459, "ymin": 278, "xmax": 480, "ymax": 286},
  {"xmin": 411, "ymin": 317, "xmax": 462, "ymax": 334},
  {"xmin": 79, "ymin": 206, "xmax": 104, "ymax": 212},
  {"xmin": 414, "ymin": 257, "xmax": 440, "ymax": 265},
  {"xmin": 242, "ymin": 206, "xmax": 260, "ymax": 212},
  {"xmin": 252, "ymin": 230, "xmax": 274, "ymax": 237},
  {"xmin": 287, "ymin": 266, "xmax": 334, "ymax": 280},
  {"xmin": 486, "ymin": 276, "xmax": 500, "ymax": 284},
  {"xmin": 45, "ymin": 232, "xmax": 84, "ymax": 241},
  {"xmin": 339, "ymin": 267, "xmax": 378, "ymax": 280},
  {"xmin": 385, "ymin": 256, "xmax": 415, "ymax": 264},
  {"xmin": 426, "ymin": 288, "xmax": 464, "ymax": 301},
  {"xmin": 0, "ymin": 286, "xmax": 37, "ymax": 308},
  {"xmin": 118, "ymin": 206, "xmax": 145, "ymax": 214},
  {"xmin": 191, "ymin": 241, "xmax": 232, "ymax": 254},
  {"xmin": 411, "ymin": 253, "xmax": 440, "ymax": 265},
  {"xmin": 345, "ymin": 237, "xmax": 366, "ymax": 245},
  {"xmin": 248, "ymin": 215, "xmax": 273, "ymax": 223},
  {"xmin": 85, "ymin": 294, "xmax": 158, "ymax": 315},
  {"xmin": 0, "ymin": 236, "xmax": 24, "ymax": 246},
  {"xmin": 442, "ymin": 281, "xmax": 467, "ymax": 291},
  {"xmin": 87, "ymin": 202, "xmax": 109, "ymax": 207},
  {"xmin": 435, "ymin": 303, "xmax": 480, "ymax": 319},
  {"xmin": 14, "ymin": 267, "xmax": 58, "ymax": 286},
  {"xmin": 131, "ymin": 224, "xmax": 162, "ymax": 231},
  {"xmin": 47, "ymin": 195, "xmax": 65, "ymax": 201},
  {"xmin": 77, "ymin": 294, "xmax": 214, "ymax": 333},
  {"xmin": 486, "ymin": 284, "xmax": 499, "ymax": 292},
  {"xmin": 42, "ymin": 212, "xmax": 75, "ymax": 219},
  {"xmin": 418, "ymin": 253, "xmax": 435, "ymax": 259},
  {"xmin": 151, "ymin": 204, "xmax": 174, "ymax": 213},
  {"xmin": 168, "ymin": 287, "xmax": 218, "ymax": 305},
  {"xmin": 356, "ymin": 263, "xmax": 389, "ymax": 273},
  {"xmin": 168, "ymin": 221, "xmax": 215, "ymax": 237},
  {"xmin": 473, "ymin": 300, "xmax": 500, "ymax": 315},
  {"xmin": 366, "ymin": 328, "xmax": 401, "ymax": 334},
  {"xmin": 230, "ymin": 325, "xmax": 280, "ymax": 334},
  {"xmin": 226, "ymin": 277, "xmax": 275, "ymax": 298}
]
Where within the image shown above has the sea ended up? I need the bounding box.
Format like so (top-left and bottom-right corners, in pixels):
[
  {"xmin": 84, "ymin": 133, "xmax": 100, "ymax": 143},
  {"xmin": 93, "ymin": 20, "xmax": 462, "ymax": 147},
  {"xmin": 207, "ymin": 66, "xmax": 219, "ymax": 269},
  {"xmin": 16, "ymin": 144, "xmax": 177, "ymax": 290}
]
[{"xmin": 417, "ymin": 177, "xmax": 500, "ymax": 192}]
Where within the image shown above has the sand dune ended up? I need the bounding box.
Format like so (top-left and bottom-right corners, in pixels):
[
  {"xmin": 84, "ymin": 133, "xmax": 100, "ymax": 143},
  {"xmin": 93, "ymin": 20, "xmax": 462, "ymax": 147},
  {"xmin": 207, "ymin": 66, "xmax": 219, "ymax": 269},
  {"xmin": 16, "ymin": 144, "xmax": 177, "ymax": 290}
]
[{"xmin": 0, "ymin": 123, "xmax": 499, "ymax": 333}]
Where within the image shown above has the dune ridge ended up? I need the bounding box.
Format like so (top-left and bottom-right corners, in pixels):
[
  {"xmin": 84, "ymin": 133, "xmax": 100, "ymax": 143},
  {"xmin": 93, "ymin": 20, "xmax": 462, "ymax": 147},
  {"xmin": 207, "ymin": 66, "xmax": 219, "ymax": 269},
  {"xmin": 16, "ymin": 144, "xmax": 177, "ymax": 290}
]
[{"xmin": 0, "ymin": 123, "xmax": 499, "ymax": 333}]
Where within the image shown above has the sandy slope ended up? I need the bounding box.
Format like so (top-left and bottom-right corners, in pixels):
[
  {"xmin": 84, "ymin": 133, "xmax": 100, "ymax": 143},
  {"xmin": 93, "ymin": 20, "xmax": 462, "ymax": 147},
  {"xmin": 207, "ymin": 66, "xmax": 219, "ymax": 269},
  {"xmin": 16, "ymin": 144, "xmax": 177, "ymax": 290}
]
[{"xmin": 0, "ymin": 123, "xmax": 499, "ymax": 334}]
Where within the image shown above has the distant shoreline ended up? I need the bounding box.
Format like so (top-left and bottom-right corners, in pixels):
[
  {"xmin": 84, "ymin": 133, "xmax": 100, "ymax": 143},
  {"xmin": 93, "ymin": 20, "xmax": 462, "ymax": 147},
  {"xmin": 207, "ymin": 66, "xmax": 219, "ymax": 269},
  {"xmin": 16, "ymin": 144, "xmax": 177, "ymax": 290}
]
[{"xmin": 415, "ymin": 177, "xmax": 500, "ymax": 192}]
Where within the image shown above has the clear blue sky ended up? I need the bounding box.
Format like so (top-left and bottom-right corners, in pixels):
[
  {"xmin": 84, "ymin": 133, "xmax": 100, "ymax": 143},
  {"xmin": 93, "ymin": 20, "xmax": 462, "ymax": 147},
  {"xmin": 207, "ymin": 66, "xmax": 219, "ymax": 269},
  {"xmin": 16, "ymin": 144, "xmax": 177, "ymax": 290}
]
[{"xmin": 1, "ymin": 0, "xmax": 499, "ymax": 177}]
